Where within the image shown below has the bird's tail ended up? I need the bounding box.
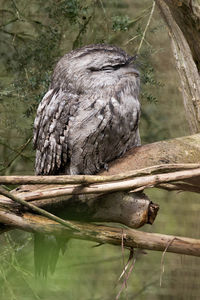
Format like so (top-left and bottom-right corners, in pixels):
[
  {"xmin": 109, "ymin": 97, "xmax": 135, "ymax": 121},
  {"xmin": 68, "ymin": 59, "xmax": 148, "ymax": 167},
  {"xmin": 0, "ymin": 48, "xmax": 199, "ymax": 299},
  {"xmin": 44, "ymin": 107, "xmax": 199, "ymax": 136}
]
[{"xmin": 34, "ymin": 233, "xmax": 68, "ymax": 277}]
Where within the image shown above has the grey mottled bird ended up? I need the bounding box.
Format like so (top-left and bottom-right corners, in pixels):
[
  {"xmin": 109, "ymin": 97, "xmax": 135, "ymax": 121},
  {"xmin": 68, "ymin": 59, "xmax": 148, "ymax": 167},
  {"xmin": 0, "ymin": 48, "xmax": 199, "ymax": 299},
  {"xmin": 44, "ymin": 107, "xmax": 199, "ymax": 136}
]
[
  {"xmin": 33, "ymin": 44, "xmax": 141, "ymax": 176},
  {"xmin": 33, "ymin": 44, "xmax": 141, "ymax": 275}
]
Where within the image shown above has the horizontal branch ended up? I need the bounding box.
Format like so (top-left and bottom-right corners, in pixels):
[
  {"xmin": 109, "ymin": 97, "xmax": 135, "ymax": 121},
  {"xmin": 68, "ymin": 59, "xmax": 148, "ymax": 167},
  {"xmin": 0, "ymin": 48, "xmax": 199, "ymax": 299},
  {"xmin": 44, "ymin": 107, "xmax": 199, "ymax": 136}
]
[
  {"xmin": 0, "ymin": 135, "xmax": 199, "ymax": 236},
  {"xmin": 1, "ymin": 134, "xmax": 200, "ymax": 195},
  {"xmin": 0, "ymin": 163, "xmax": 199, "ymax": 185},
  {"xmin": 0, "ymin": 134, "xmax": 200, "ymax": 258},
  {"xmin": 105, "ymin": 134, "xmax": 200, "ymax": 174},
  {"xmin": 3, "ymin": 166, "xmax": 200, "ymax": 202},
  {"xmin": 1, "ymin": 210, "xmax": 200, "ymax": 257}
]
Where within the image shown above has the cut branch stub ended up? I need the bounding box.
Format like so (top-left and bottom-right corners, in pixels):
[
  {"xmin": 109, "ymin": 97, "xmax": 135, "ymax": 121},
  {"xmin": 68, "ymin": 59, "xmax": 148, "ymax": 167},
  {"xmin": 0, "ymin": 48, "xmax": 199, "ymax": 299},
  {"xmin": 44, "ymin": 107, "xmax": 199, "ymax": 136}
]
[{"xmin": 0, "ymin": 189, "xmax": 158, "ymax": 229}]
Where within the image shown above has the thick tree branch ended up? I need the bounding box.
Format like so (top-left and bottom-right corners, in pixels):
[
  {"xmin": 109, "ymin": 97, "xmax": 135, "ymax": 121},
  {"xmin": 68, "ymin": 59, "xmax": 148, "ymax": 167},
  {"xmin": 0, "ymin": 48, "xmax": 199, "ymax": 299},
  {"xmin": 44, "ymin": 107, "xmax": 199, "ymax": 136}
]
[
  {"xmin": 0, "ymin": 133, "xmax": 199, "ymax": 231},
  {"xmin": 1, "ymin": 210, "xmax": 200, "ymax": 257},
  {"xmin": 0, "ymin": 134, "xmax": 198, "ymax": 202},
  {"xmin": 1, "ymin": 134, "xmax": 200, "ymax": 257},
  {"xmin": 0, "ymin": 189, "xmax": 157, "ymax": 229},
  {"xmin": 105, "ymin": 134, "xmax": 200, "ymax": 174},
  {"xmin": 0, "ymin": 185, "xmax": 81, "ymax": 232}
]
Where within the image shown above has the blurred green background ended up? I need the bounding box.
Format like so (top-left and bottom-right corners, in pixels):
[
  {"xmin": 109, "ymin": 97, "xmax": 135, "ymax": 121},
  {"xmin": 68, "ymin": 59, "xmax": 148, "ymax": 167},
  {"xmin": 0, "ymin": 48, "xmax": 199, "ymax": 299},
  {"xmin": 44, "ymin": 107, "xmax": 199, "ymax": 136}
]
[{"xmin": 0, "ymin": 0, "xmax": 200, "ymax": 299}]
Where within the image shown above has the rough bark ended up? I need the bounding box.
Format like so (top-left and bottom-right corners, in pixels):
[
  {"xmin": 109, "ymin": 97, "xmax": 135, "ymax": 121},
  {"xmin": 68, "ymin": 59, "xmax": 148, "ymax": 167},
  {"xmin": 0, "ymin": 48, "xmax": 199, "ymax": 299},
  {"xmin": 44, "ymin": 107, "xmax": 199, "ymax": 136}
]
[
  {"xmin": 159, "ymin": 0, "xmax": 200, "ymax": 70},
  {"xmin": 1, "ymin": 210, "xmax": 200, "ymax": 257},
  {"xmin": 0, "ymin": 134, "xmax": 200, "ymax": 232},
  {"xmin": 155, "ymin": 0, "xmax": 200, "ymax": 133},
  {"xmin": 1, "ymin": 134, "xmax": 200, "ymax": 185},
  {"xmin": 104, "ymin": 134, "xmax": 200, "ymax": 174},
  {"xmin": 1, "ymin": 3, "xmax": 200, "ymax": 258},
  {"xmin": 1, "ymin": 165, "xmax": 200, "ymax": 201},
  {"xmin": 0, "ymin": 189, "xmax": 158, "ymax": 229}
]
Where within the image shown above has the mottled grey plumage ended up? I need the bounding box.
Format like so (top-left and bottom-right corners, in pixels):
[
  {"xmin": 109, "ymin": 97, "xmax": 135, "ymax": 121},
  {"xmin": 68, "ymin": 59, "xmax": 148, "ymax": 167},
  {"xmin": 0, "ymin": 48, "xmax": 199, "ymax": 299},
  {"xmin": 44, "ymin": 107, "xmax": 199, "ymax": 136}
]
[
  {"xmin": 33, "ymin": 44, "xmax": 141, "ymax": 176},
  {"xmin": 33, "ymin": 44, "xmax": 141, "ymax": 276}
]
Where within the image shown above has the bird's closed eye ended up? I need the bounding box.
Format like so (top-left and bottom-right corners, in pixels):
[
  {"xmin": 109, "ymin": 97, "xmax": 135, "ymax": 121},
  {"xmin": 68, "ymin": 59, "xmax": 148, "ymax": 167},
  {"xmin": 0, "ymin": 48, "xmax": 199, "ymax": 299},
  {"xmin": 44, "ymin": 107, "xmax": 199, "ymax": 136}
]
[
  {"xmin": 101, "ymin": 65, "xmax": 114, "ymax": 71},
  {"xmin": 89, "ymin": 64, "xmax": 125, "ymax": 72},
  {"xmin": 88, "ymin": 66, "xmax": 114, "ymax": 72}
]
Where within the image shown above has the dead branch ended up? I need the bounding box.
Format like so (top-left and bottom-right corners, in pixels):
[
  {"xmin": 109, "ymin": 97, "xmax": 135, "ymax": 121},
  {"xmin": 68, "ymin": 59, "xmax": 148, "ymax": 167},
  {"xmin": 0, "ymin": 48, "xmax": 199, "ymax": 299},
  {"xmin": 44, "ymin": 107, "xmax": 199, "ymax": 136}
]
[
  {"xmin": 1, "ymin": 133, "xmax": 199, "ymax": 186},
  {"xmin": 0, "ymin": 163, "xmax": 200, "ymax": 185},
  {"xmin": 1, "ymin": 210, "xmax": 200, "ymax": 257},
  {"xmin": 0, "ymin": 188, "xmax": 158, "ymax": 229},
  {"xmin": 1, "ymin": 165, "xmax": 199, "ymax": 202},
  {"xmin": 0, "ymin": 185, "xmax": 80, "ymax": 231},
  {"xmin": 0, "ymin": 134, "xmax": 199, "ymax": 237},
  {"xmin": 0, "ymin": 133, "xmax": 199, "ymax": 192},
  {"xmin": 0, "ymin": 134, "xmax": 200, "ymax": 257}
]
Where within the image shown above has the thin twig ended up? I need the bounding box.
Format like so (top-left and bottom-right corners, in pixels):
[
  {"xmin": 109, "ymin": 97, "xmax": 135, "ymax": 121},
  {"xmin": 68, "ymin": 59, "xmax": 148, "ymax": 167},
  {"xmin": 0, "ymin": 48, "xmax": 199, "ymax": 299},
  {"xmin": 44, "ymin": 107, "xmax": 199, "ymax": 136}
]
[
  {"xmin": 0, "ymin": 17, "xmax": 19, "ymax": 29},
  {"xmin": 116, "ymin": 248, "xmax": 135, "ymax": 300},
  {"xmin": 5, "ymin": 167, "xmax": 200, "ymax": 201},
  {"xmin": 124, "ymin": 34, "xmax": 140, "ymax": 46},
  {"xmin": 137, "ymin": 1, "xmax": 155, "ymax": 53},
  {"xmin": 0, "ymin": 140, "xmax": 32, "ymax": 161},
  {"xmin": 72, "ymin": 15, "xmax": 93, "ymax": 49},
  {"xmin": 0, "ymin": 138, "xmax": 32, "ymax": 173},
  {"xmin": 0, "ymin": 163, "xmax": 199, "ymax": 184},
  {"xmin": 160, "ymin": 238, "xmax": 176, "ymax": 286},
  {"xmin": 118, "ymin": 230, "xmax": 128, "ymax": 287}
]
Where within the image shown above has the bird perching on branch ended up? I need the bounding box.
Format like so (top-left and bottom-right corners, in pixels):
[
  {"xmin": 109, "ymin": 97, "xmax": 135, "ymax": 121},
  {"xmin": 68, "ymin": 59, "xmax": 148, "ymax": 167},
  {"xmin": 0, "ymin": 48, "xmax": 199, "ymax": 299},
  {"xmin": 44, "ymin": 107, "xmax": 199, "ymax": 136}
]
[
  {"xmin": 33, "ymin": 44, "xmax": 141, "ymax": 176},
  {"xmin": 33, "ymin": 44, "xmax": 141, "ymax": 275}
]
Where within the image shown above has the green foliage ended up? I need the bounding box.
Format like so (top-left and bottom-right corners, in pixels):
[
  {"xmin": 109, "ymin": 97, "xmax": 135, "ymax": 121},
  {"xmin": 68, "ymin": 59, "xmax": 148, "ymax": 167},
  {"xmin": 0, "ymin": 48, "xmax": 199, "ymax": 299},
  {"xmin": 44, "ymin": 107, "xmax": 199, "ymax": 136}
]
[
  {"xmin": 55, "ymin": 0, "xmax": 81, "ymax": 23},
  {"xmin": 112, "ymin": 15, "xmax": 130, "ymax": 31},
  {"xmin": 0, "ymin": 0, "xmax": 165, "ymax": 176}
]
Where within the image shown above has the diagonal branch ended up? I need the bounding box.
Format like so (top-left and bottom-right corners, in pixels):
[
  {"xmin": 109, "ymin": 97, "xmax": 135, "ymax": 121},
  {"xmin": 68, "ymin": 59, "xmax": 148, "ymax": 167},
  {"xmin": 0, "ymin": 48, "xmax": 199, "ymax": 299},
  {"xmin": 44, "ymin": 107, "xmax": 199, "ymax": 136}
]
[{"xmin": 0, "ymin": 186, "xmax": 80, "ymax": 232}]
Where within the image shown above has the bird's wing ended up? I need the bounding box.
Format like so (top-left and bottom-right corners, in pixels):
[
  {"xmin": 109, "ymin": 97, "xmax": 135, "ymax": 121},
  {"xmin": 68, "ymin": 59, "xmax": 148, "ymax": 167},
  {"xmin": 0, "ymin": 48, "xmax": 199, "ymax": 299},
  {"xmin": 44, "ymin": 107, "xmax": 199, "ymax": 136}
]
[
  {"xmin": 33, "ymin": 88, "xmax": 78, "ymax": 175},
  {"xmin": 64, "ymin": 92, "xmax": 141, "ymax": 175}
]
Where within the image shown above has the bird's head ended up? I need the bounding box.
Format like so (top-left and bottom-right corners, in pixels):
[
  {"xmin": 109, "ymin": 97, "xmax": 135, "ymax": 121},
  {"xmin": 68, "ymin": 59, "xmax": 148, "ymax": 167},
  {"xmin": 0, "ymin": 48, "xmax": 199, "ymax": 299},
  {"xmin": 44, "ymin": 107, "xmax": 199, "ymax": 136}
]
[{"xmin": 51, "ymin": 44, "xmax": 140, "ymax": 95}]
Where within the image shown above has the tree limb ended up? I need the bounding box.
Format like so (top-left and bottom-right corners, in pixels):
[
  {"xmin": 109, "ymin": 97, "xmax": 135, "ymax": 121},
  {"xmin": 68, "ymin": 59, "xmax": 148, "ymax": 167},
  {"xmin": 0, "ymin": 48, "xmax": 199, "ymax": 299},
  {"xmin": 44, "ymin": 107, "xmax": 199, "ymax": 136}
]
[
  {"xmin": 106, "ymin": 134, "xmax": 200, "ymax": 174},
  {"xmin": 0, "ymin": 163, "xmax": 199, "ymax": 185},
  {"xmin": 1, "ymin": 166, "xmax": 199, "ymax": 201},
  {"xmin": 0, "ymin": 189, "xmax": 158, "ymax": 229},
  {"xmin": 0, "ymin": 134, "xmax": 200, "ymax": 257},
  {"xmin": 1, "ymin": 210, "xmax": 200, "ymax": 257},
  {"xmin": 0, "ymin": 185, "xmax": 80, "ymax": 232}
]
